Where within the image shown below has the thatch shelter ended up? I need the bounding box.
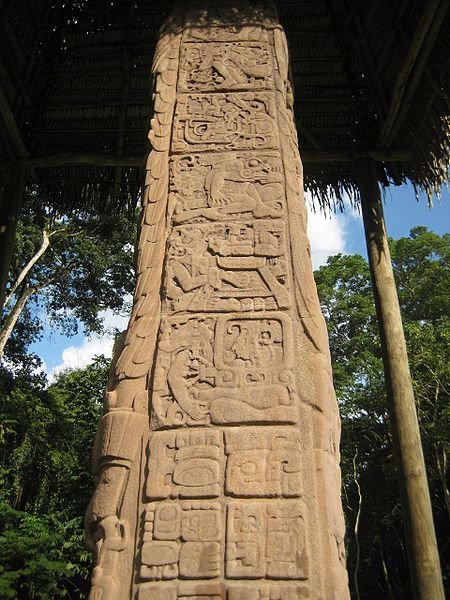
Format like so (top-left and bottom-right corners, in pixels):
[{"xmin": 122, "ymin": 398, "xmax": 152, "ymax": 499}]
[
  {"xmin": 0, "ymin": 1, "xmax": 448, "ymax": 598},
  {"xmin": 0, "ymin": 0, "xmax": 448, "ymax": 211}
]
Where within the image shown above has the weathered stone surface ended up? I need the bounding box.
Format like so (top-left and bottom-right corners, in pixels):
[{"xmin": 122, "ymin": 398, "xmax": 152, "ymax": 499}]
[{"xmin": 86, "ymin": 1, "xmax": 350, "ymax": 597}]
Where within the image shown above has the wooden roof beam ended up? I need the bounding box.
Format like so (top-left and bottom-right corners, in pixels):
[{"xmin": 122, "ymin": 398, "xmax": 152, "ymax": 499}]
[
  {"xmin": 411, "ymin": 59, "xmax": 450, "ymax": 145},
  {"xmin": 302, "ymin": 149, "xmax": 413, "ymax": 162},
  {"xmin": 297, "ymin": 124, "xmax": 322, "ymax": 150},
  {"xmin": 0, "ymin": 149, "xmax": 413, "ymax": 171},
  {"xmin": 0, "ymin": 81, "xmax": 41, "ymax": 185},
  {"xmin": 379, "ymin": 0, "xmax": 449, "ymax": 148},
  {"xmin": 372, "ymin": 0, "xmax": 410, "ymax": 87},
  {"xmin": 341, "ymin": 0, "xmax": 389, "ymax": 114},
  {"xmin": 0, "ymin": 86, "xmax": 30, "ymax": 160},
  {"xmin": 0, "ymin": 54, "xmax": 32, "ymax": 111}
]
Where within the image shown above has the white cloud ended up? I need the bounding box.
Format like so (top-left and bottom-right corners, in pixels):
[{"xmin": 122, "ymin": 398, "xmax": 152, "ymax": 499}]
[
  {"xmin": 48, "ymin": 335, "xmax": 114, "ymax": 381},
  {"xmin": 306, "ymin": 196, "xmax": 349, "ymax": 268},
  {"xmin": 47, "ymin": 304, "xmax": 131, "ymax": 382},
  {"xmin": 99, "ymin": 304, "xmax": 131, "ymax": 333}
]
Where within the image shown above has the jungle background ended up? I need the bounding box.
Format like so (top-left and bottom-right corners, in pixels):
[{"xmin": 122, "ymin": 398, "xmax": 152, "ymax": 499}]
[{"xmin": 0, "ymin": 198, "xmax": 448, "ymax": 599}]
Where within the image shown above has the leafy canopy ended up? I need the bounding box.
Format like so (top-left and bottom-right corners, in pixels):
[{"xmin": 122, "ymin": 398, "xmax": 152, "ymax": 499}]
[{"xmin": 2, "ymin": 193, "xmax": 137, "ymax": 373}]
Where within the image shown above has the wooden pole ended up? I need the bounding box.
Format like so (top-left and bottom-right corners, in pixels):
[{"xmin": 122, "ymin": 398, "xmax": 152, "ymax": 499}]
[
  {"xmin": 0, "ymin": 167, "xmax": 25, "ymax": 313},
  {"xmin": 358, "ymin": 158, "xmax": 444, "ymax": 600}
]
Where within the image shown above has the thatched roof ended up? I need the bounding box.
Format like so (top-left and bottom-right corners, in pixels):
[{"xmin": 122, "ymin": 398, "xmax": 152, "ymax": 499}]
[{"xmin": 0, "ymin": 0, "xmax": 449, "ymax": 212}]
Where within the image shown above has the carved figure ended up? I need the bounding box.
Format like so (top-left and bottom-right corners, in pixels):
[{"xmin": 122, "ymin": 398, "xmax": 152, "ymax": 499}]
[
  {"xmin": 180, "ymin": 42, "xmax": 272, "ymax": 91},
  {"xmin": 89, "ymin": 516, "xmax": 128, "ymax": 600},
  {"xmin": 86, "ymin": 15, "xmax": 182, "ymax": 592},
  {"xmin": 165, "ymin": 222, "xmax": 289, "ymax": 312},
  {"xmin": 170, "ymin": 153, "xmax": 284, "ymax": 223}
]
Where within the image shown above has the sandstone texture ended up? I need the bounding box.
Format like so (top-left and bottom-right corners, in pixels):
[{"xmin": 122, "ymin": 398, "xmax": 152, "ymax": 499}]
[{"xmin": 86, "ymin": 2, "xmax": 350, "ymax": 598}]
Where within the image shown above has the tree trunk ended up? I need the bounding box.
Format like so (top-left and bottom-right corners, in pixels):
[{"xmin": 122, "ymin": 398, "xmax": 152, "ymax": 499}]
[
  {"xmin": 0, "ymin": 283, "xmax": 35, "ymax": 358},
  {"xmin": 352, "ymin": 450, "xmax": 362, "ymax": 600},
  {"xmin": 0, "ymin": 167, "xmax": 25, "ymax": 312},
  {"xmin": 435, "ymin": 444, "xmax": 450, "ymax": 520},
  {"xmin": 358, "ymin": 157, "xmax": 444, "ymax": 600}
]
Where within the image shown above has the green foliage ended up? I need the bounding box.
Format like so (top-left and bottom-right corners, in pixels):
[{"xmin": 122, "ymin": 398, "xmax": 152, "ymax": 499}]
[
  {"xmin": 0, "ymin": 505, "xmax": 90, "ymax": 599},
  {"xmin": 315, "ymin": 227, "xmax": 450, "ymax": 598},
  {"xmin": 314, "ymin": 253, "xmax": 385, "ymax": 418},
  {"xmin": 0, "ymin": 357, "xmax": 108, "ymax": 597},
  {"xmin": 0, "ymin": 190, "xmax": 136, "ymax": 594}
]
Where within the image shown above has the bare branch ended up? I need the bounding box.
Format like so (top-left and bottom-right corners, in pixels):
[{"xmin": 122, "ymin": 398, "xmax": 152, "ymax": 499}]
[
  {"xmin": 4, "ymin": 228, "xmax": 51, "ymax": 307},
  {"xmin": 0, "ymin": 284, "xmax": 37, "ymax": 359}
]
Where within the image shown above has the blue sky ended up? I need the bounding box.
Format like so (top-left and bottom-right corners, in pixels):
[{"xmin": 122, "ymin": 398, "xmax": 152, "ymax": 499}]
[
  {"xmin": 308, "ymin": 182, "xmax": 450, "ymax": 261},
  {"xmin": 31, "ymin": 182, "xmax": 449, "ymax": 379}
]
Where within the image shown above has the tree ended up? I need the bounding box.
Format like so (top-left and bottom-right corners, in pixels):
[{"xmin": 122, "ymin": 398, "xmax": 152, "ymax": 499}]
[
  {"xmin": 0, "ymin": 194, "xmax": 137, "ymax": 370},
  {"xmin": 315, "ymin": 227, "xmax": 449, "ymax": 599},
  {"xmin": 0, "ymin": 357, "xmax": 109, "ymax": 598}
]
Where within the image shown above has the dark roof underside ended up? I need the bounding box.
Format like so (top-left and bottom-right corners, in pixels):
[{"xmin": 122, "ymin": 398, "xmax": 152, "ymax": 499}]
[{"xmin": 0, "ymin": 0, "xmax": 449, "ymax": 212}]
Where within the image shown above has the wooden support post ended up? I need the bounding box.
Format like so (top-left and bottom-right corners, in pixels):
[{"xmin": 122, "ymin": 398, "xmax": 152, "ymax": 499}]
[
  {"xmin": 0, "ymin": 167, "xmax": 25, "ymax": 313},
  {"xmin": 358, "ymin": 158, "xmax": 444, "ymax": 600}
]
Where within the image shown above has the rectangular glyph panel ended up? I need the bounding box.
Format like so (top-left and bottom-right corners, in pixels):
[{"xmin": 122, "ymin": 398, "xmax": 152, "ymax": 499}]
[
  {"xmin": 141, "ymin": 501, "xmax": 223, "ymax": 581},
  {"xmin": 164, "ymin": 220, "xmax": 290, "ymax": 314},
  {"xmin": 146, "ymin": 430, "xmax": 224, "ymax": 498},
  {"xmin": 179, "ymin": 42, "xmax": 274, "ymax": 92},
  {"xmin": 169, "ymin": 152, "xmax": 285, "ymax": 224},
  {"xmin": 150, "ymin": 314, "xmax": 299, "ymax": 429},
  {"xmin": 225, "ymin": 500, "xmax": 309, "ymax": 580},
  {"xmin": 137, "ymin": 583, "xmax": 310, "ymax": 600},
  {"xmin": 172, "ymin": 92, "xmax": 279, "ymax": 153},
  {"xmin": 224, "ymin": 427, "xmax": 302, "ymax": 497}
]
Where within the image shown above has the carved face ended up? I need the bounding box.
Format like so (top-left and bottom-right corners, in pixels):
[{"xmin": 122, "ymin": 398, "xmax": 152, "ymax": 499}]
[{"xmin": 240, "ymin": 157, "xmax": 282, "ymax": 184}]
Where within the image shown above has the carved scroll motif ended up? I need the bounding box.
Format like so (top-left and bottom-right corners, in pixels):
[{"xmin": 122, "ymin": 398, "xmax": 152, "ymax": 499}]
[{"xmin": 86, "ymin": 20, "xmax": 182, "ymax": 599}]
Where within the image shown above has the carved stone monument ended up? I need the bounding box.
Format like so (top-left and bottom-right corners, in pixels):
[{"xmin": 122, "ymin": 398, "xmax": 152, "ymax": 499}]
[{"xmin": 85, "ymin": 2, "xmax": 350, "ymax": 598}]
